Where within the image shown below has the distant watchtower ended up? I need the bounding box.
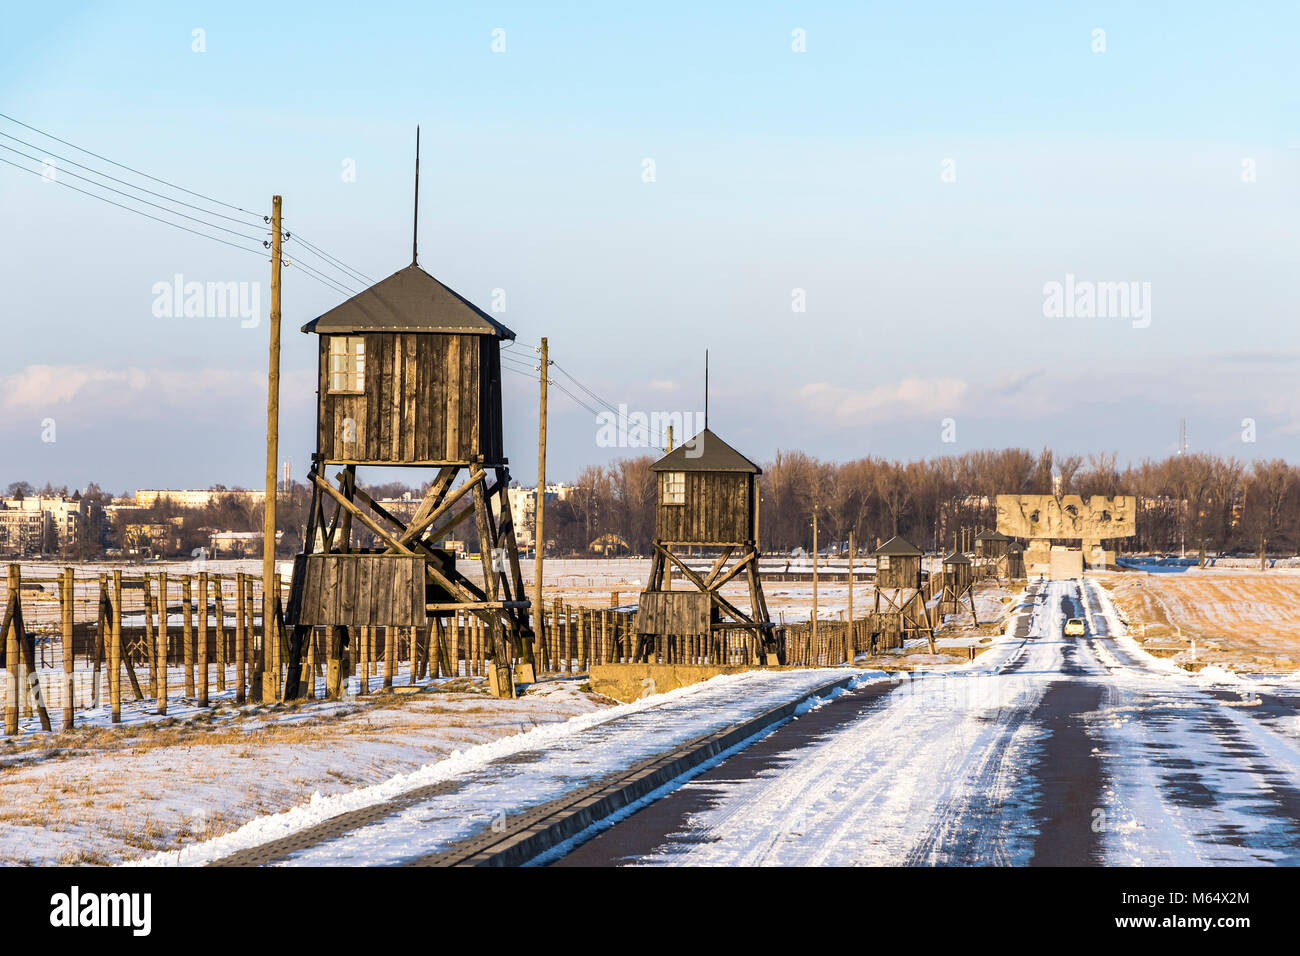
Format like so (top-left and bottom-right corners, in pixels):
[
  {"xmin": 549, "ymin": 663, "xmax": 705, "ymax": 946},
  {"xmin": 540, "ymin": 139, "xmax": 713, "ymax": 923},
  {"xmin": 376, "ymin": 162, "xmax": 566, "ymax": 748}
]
[
  {"xmin": 874, "ymin": 535, "xmax": 922, "ymax": 589},
  {"xmin": 870, "ymin": 534, "xmax": 933, "ymax": 646},
  {"xmin": 634, "ymin": 429, "xmax": 774, "ymax": 661},
  {"xmin": 284, "ymin": 260, "xmax": 530, "ymax": 698}
]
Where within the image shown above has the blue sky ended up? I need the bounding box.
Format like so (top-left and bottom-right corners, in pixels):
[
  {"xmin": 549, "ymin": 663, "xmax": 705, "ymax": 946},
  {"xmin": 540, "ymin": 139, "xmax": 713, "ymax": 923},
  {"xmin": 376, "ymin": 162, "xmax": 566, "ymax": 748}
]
[{"xmin": 1, "ymin": 1, "xmax": 1297, "ymax": 491}]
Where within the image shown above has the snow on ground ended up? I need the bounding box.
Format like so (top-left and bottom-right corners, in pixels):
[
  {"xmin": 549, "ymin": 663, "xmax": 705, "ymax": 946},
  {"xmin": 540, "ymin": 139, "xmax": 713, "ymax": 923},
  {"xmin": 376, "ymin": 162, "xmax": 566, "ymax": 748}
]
[
  {"xmin": 1078, "ymin": 577, "xmax": 1300, "ymax": 864},
  {"xmin": 0, "ymin": 673, "xmax": 607, "ymax": 865},
  {"xmin": 594, "ymin": 580, "xmax": 1300, "ymax": 866},
  {"xmin": 625, "ymin": 584, "xmax": 1057, "ymax": 865},
  {"xmin": 1096, "ymin": 568, "xmax": 1300, "ymax": 673},
  {"xmin": 136, "ymin": 667, "xmax": 867, "ymax": 866}
]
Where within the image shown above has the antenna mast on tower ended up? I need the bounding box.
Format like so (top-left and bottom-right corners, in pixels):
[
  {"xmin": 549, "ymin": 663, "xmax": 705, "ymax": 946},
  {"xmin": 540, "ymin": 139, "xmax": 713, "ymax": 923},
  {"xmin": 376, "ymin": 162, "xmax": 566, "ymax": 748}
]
[{"xmin": 412, "ymin": 126, "xmax": 420, "ymax": 266}]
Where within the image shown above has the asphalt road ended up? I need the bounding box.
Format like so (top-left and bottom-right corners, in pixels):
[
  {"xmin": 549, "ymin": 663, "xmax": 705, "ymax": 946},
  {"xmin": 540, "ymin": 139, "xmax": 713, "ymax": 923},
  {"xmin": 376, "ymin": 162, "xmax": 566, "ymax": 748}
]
[{"xmin": 554, "ymin": 579, "xmax": 1300, "ymax": 866}]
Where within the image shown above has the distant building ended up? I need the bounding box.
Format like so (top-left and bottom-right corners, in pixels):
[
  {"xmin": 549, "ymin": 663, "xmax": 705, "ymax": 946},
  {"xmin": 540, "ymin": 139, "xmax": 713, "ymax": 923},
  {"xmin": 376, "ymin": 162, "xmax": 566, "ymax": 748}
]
[
  {"xmin": 209, "ymin": 530, "xmax": 284, "ymax": 558},
  {"xmin": 133, "ymin": 488, "xmax": 265, "ymax": 509},
  {"xmin": 124, "ymin": 518, "xmax": 185, "ymax": 555},
  {"xmin": 0, "ymin": 493, "xmax": 102, "ymax": 556},
  {"xmin": 0, "ymin": 504, "xmax": 48, "ymax": 556},
  {"xmin": 497, "ymin": 483, "xmax": 570, "ymax": 549}
]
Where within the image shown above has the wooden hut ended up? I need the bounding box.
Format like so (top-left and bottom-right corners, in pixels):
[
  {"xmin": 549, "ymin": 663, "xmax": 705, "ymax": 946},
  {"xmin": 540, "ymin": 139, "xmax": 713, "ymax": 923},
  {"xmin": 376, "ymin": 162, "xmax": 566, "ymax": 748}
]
[
  {"xmin": 870, "ymin": 535, "xmax": 933, "ymax": 647},
  {"xmin": 974, "ymin": 529, "xmax": 1011, "ymax": 559},
  {"xmin": 634, "ymin": 428, "xmax": 774, "ymax": 663},
  {"xmin": 942, "ymin": 551, "xmax": 973, "ymax": 592},
  {"xmin": 939, "ymin": 551, "xmax": 978, "ymax": 624},
  {"xmin": 1005, "ymin": 541, "xmax": 1026, "ymax": 580},
  {"xmin": 284, "ymin": 262, "xmax": 529, "ymax": 699},
  {"xmin": 974, "ymin": 529, "xmax": 1011, "ymax": 581},
  {"xmin": 874, "ymin": 535, "xmax": 922, "ymax": 589}
]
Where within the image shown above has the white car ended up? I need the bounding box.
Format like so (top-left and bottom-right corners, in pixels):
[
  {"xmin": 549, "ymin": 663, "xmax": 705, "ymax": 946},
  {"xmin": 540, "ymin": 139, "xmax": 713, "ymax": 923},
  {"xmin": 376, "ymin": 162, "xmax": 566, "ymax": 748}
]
[{"xmin": 1063, "ymin": 618, "xmax": 1086, "ymax": 637}]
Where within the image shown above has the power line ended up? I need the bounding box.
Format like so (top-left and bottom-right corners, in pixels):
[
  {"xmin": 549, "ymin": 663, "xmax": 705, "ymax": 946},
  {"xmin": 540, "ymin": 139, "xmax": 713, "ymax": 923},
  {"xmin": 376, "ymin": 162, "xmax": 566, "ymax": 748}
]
[
  {"xmin": 284, "ymin": 256, "xmax": 357, "ymax": 298},
  {"xmin": 1, "ymin": 152, "xmax": 356, "ymax": 298},
  {"xmin": 0, "ymin": 110, "xmax": 263, "ymax": 219},
  {"xmin": 0, "ymin": 142, "xmax": 268, "ymax": 243},
  {"xmin": 552, "ymin": 361, "xmax": 625, "ymax": 418},
  {"xmin": 503, "ymin": 350, "xmax": 665, "ymax": 448},
  {"xmin": 287, "ymin": 233, "xmax": 375, "ymax": 286},
  {"xmin": 0, "ymin": 112, "xmax": 410, "ymax": 305},
  {"xmin": 0, "ymin": 128, "xmax": 264, "ymax": 229},
  {"xmin": 0, "ymin": 154, "xmax": 267, "ymax": 259}
]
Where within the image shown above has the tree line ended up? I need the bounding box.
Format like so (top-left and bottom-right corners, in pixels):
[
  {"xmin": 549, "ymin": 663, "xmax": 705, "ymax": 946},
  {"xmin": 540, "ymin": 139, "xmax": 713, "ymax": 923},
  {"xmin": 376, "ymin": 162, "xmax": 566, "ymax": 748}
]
[
  {"xmin": 9, "ymin": 448, "xmax": 1300, "ymax": 559},
  {"xmin": 559, "ymin": 449, "xmax": 1300, "ymax": 559}
]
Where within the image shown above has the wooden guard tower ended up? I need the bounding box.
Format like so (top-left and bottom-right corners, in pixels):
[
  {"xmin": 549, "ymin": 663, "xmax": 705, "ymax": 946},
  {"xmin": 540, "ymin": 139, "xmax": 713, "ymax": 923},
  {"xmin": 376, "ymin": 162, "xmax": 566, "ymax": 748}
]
[
  {"xmin": 870, "ymin": 534, "xmax": 934, "ymax": 644},
  {"xmin": 634, "ymin": 429, "xmax": 775, "ymax": 662},
  {"xmin": 974, "ymin": 529, "xmax": 1012, "ymax": 580},
  {"xmin": 283, "ymin": 260, "xmax": 530, "ymax": 700},
  {"xmin": 939, "ymin": 551, "xmax": 978, "ymax": 625}
]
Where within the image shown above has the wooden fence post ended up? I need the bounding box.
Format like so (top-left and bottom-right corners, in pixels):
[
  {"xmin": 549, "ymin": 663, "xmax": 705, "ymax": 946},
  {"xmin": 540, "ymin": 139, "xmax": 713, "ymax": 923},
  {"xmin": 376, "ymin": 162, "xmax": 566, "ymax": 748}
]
[
  {"xmin": 182, "ymin": 575, "xmax": 195, "ymax": 698},
  {"xmin": 156, "ymin": 571, "xmax": 168, "ymax": 715},
  {"xmin": 304, "ymin": 627, "xmax": 317, "ymax": 699},
  {"xmin": 197, "ymin": 572, "xmax": 209, "ymax": 707},
  {"xmin": 213, "ymin": 577, "xmax": 226, "ymax": 694},
  {"xmin": 383, "ymin": 626, "xmax": 395, "ymax": 690},
  {"xmin": 325, "ymin": 626, "xmax": 346, "ymax": 700},
  {"xmin": 110, "ymin": 570, "xmax": 123, "ymax": 723},
  {"xmin": 234, "ymin": 573, "xmax": 247, "ymax": 705},
  {"xmin": 61, "ymin": 567, "xmax": 74, "ymax": 731},
  {"xmin": 94, "ymin": 573, "xmax": 107, "ymax": 709},
  {"xmin": 451, "ymin": 613, "xmax": 460, "ymax": 678},
  {"xmin": 142, "ymin": 573, "xmax": 157, "ymax": 699},
  {"xmin": 4, "ymin": 566, "xmax": 19, "ymax": 735},
  {"xmin": 357, "ymin": 626, "xmax": 369, "ymax": 695}
]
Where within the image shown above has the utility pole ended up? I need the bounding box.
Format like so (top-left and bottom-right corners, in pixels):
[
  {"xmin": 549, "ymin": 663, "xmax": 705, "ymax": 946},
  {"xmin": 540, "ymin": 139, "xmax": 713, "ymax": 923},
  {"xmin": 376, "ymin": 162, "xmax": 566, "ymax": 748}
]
[
  {"xmin": 847, "ymin": 530, "xmax": 854, "ymax": 663},
  {"xmin": 260, "ymin": 194, "xmax": 283, "ymax": 703},
  {"xmin": 665, "ymin": 425, "xmax": 674, "ymax": 589},
  {"xmin": 811, "ymin": 508, "xmax": 818, "ymax": 647},
  {"xmin": 532, "ymin": 337, "xmax": 549, "ymax": 668}
]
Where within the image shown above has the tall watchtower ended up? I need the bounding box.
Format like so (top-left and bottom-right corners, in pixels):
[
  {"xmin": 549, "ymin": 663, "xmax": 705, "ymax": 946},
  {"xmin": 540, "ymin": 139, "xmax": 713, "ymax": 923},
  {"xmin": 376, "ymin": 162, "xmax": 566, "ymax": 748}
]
[
  {"xmin": 284, "ymin": 261, "xmax": 530, "ymax": 698},
  {"xmin": 634, "ymin": 429, "xmax": 775, "ymax": 661}
]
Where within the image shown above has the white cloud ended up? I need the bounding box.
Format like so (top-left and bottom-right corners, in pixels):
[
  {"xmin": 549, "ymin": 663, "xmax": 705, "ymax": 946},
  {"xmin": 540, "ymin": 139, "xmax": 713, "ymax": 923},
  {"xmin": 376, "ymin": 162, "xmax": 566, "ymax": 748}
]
[
  {"xmin": 648, "ymin": 379, "xmax": 679, "ymax": 392},
  {"xmin": 0, "ymin": 364, "xmax": 315, "ymax": 413},
  {"xmin": 797, "ymin": 377, "xmax": 969, "ymax": 424}
]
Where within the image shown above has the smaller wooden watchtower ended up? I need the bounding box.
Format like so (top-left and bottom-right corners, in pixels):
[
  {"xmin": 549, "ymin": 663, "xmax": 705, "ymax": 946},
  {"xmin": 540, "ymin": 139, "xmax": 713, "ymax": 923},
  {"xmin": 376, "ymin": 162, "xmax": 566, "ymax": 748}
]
[
  {"xmin": 974, "ymin": 529, "xmax": 1012, "ymax": 581},
  {"xmin": 1005, "ymin": 541, "xmax": 1026, "ymax": 580},
  {"xmin": 939, "ymin": 551, "xmax": 978, "ymax": 624},
  {"xmin": 634, "ymin": 429, "xmax": 774, "ymax": 661},
  {"xmin": 874, "ymin": 535, "xmax": 923, "ymax": 589},
  {"xmin": 870, "ymin": 535, "xmax": 933, "ymax": 645}
]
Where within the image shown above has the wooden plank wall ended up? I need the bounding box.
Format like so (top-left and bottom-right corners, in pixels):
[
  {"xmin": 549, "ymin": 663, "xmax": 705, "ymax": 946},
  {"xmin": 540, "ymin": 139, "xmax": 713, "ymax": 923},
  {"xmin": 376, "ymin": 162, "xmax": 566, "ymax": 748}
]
[
  {"xmin": 633, "ymin": 590, "xmax": 711, "ymax": 635},
  {"xmin": 876, "ymin": 555, "xmax": 922, "ymax": 590},
  {"xmin": 318, "ymin": 332, "xmax": 503, "ymax": 463},
  {"xmin": 655, "ymin": 472, "xmax": 752, "ymax": 543},
  {"xmin": 294, "ymin": 554, "xmax": 426, "ymax": 626}
]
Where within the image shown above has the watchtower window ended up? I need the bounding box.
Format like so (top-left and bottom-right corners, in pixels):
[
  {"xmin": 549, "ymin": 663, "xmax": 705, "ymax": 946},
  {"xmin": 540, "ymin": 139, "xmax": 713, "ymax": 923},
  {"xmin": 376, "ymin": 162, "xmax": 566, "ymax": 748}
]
[
  {"xmin": 877, "ymin": 555, "xmax": 890, "ymax": 570},
  {"xmin": 661, "ymin": 472, "xmax": 685, "ymax": 506},
  {"xmin": 328, "ymin": 336, "xmax": 365, "ymax": 393}
]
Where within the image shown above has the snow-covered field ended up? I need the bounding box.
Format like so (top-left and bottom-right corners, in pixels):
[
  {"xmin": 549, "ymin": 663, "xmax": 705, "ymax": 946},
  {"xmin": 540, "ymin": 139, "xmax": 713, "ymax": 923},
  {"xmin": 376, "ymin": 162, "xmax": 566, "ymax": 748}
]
[
  {"xmin": 0, "ymin": 673, "xmax": 607, "ymax": 865},
  {"xmin": 137, "ymin": 667, "xmax": 868, "ymax": 866},
  {"xmin": 590, "ymin": 579, "xmax": 1300, "ymax": 866},
  {"xmin": 1097, "ymin": 568, "xmax": 1300, "ymax": 673}
]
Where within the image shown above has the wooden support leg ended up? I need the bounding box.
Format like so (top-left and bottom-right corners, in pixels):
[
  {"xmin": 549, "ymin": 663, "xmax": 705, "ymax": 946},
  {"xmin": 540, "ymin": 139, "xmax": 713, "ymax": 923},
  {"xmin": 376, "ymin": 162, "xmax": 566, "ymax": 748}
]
[{"xmin": 326, "ymin": 625, "xmax": 348, "ymax": 699}]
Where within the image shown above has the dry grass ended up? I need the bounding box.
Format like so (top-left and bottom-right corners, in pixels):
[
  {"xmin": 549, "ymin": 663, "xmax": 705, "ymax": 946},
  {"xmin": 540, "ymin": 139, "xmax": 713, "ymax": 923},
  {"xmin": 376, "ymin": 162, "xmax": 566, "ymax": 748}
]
[
  {"xmin": 0, "ymin": 680, "xmax": 607, "ymax": 865},
  {"xmin": 1099, "ymin": 570, "xmax": 1300, "ymax": 673}
]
